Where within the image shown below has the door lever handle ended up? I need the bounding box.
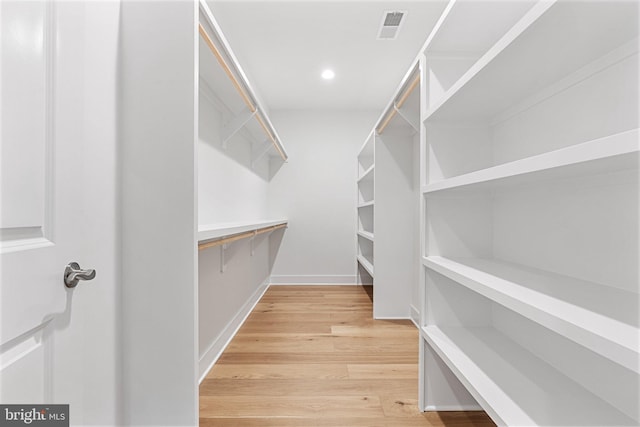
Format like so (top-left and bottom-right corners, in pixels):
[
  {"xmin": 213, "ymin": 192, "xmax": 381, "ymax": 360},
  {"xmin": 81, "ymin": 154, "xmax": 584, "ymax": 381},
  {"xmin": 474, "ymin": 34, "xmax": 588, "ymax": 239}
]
[{"xmin": 64, "ymin": 262, "xmax": 96, "ymax": 288}]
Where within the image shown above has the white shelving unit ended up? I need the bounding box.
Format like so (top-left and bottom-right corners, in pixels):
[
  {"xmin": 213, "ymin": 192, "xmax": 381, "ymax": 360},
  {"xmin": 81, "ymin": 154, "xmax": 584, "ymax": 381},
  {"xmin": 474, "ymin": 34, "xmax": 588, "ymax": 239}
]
[
  {"xmin": 355, "ymin": 64, "xmax": 423, "ymax": 319},
  {"xmin": 356, "ymin": 133, "xmax": 375, "ymax": 285},
  {"xmin": 199, "ymin": 1, "xmax": 287, "ymax": 171},
  {"xmin": 409, "ymin": 0, "xmax": 640, "ymax": 425}
]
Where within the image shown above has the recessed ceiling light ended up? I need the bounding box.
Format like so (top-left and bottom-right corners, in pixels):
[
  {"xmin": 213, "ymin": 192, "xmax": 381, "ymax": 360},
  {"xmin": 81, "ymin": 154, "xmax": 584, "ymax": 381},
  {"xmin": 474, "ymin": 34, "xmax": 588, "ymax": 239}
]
[{"xmin": 321, "ymin": 69, "xmax": 335, "ymax": 80}]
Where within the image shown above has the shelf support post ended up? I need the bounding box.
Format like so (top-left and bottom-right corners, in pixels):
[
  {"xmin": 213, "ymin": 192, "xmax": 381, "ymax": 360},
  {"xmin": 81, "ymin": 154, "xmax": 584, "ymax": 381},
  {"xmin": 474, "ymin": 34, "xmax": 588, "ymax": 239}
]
[
  {"xmin": 250, "ymin": 231, "xmax": 257, "ymax": 256},
  {"xmin": 220, "ymin": 243, "xmax": 228, "ymax": 273}
]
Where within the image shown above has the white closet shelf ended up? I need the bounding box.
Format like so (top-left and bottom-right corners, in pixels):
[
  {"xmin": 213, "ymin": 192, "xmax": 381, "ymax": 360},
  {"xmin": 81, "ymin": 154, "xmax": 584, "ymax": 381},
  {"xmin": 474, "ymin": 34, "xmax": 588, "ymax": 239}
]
[
  {"xmin": 357, "ymin": 230, "xmax": 374, "ymax": 242},
  {"xmin": 423, "ymin": 129, "xmax": 639, "ymax": 195},
  {"xmin": 423, "ymin": 256, "xmax": 639, "ymax": 373},
  {"xmin": 198, "ymin": 219, "xmax": 288, "ymax": 243},
  {"xmin": 422, "ymin": 325, "xmax": 637, "ymax": 427},
  {"xmin": 357, "ymin": 255, "xmax": 374, "ymax": 277},
  {"xmin": 357, "ymin": 165, "xmax": 375, "ymax": 183},
  {"xmin": 425, "ymin": 1, "xmax": 638, "ymax": 121},
  {"xmin": 357, "ymin": 200, "xmax": 374, "ymax": 208}
]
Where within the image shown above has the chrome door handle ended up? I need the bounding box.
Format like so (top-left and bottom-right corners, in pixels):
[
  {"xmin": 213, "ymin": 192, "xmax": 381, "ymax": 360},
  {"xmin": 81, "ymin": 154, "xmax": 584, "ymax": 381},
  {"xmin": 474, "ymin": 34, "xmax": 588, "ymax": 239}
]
[{"xmin": 64, "ymin": 262, "xmax": 96, "ymax": 288}]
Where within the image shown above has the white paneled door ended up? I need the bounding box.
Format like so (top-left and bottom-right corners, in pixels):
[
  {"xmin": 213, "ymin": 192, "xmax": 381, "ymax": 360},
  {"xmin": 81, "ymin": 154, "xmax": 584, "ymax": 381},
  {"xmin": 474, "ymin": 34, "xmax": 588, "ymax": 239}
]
[{"xmin": 0, "ymin": 0, "xmax": 117, "ymax": 420}]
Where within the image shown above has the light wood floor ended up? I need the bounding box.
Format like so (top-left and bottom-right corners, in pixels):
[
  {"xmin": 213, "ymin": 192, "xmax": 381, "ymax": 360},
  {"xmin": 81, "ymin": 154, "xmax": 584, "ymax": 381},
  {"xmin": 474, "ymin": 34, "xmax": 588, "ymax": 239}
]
[{"xmin": 200, "ymin": 285, "xmax": 495, "ymax": 427}]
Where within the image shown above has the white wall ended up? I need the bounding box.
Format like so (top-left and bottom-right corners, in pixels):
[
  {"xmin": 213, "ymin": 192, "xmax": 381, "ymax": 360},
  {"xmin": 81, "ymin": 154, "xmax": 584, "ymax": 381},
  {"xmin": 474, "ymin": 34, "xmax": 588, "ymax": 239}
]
[
  {"xmin": 198, "ymin": 91, "xmax": 269, "ymax": 224},
  {"xmin": 119, "ymin": 1, "xmax": 198, "ymax": 425},
  {"xmin": 198, "ymin": 230, "xmax": 283, "ymax": 380},
  {"xmin": 268, "ymin": 110, "xmax": 377, "ymax": 284}
]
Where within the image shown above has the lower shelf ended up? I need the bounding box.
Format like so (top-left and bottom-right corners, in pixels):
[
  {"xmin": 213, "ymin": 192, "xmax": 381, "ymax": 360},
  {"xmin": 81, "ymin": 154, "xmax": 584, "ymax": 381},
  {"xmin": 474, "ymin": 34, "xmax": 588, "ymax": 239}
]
[
  {"xmin": 422, "ymin": 256, "xmax": 639, "ymax": 373},
  {"xmin": 357, "ymin": 255, "xmax": 374, "ymax": 277},
  {"xmin": 422, "ymin": 325, "xmax": 636, "ymax": 426}
]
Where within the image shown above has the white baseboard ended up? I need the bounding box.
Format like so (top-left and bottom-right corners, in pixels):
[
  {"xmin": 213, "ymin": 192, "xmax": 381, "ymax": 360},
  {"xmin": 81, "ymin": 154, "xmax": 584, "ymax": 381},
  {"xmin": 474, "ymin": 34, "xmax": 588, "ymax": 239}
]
[
  {"xmin": 410, "ymin": 304, "xmax": 420, "ymax": 328},
  {"xmin": 198, "ymin": 280, "xmax": 270, "ymax": 383},
  {"xmin": 374, "ymin": 316, "xmax": 411, "ymax": 320},
  {"xmin": 424, "ymin": 404, "xmax": 483, "ymax": 411},
  {"xmin": 270, "ymin": 275, "xmax": 357, "ymax": 285}
]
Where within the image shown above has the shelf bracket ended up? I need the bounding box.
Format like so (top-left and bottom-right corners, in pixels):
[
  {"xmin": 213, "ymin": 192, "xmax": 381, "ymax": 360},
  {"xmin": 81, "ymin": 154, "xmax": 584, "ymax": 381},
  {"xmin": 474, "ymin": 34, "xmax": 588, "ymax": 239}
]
[
  {"xmin": 220, "ymin": 243, "xmax": 228, "ymax": 273},
  {"xmin": 393, "ymin": 102, "xmax": 419, "ymax": 132},
  {"xmin": 222, "ymin": 108, "xmax": 257, "ymax": 149},
  {"xmin": 249, "ymin": 230, "xmax": 257, "ymax": 256},
  {"xmin": 251, "ymin": 140, "xmax": 273, "ymax": 168}
]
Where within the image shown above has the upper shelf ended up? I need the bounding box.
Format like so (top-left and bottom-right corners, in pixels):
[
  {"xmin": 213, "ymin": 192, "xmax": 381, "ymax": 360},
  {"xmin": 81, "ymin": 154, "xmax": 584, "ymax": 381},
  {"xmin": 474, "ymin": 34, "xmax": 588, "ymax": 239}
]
[
  {"xmin": 423, "ymin": 128, "xmax": 639, "ymax": 195},
  {"xmin": 425, "ymin": 0, "xmax": 639, "ymax": 122},
  {"xmin": 358, "ymin": 133, "xmax": 375, "ymax": 175},
  {"xmin": 198, "ymin": 0, "xmax": 288, "ymax": 162},
  {"xmin": 423, "ymin": 256, "xmax": 639, "ymax": 373},
  {"xmin": 424, "ymin": 0, "xmax": 536, "ymax": 57},
  {"xmin": 198, "ymin": 219, "xmax": 288, "ymax": 243},
  {"xmin": 358, "ymin": 132, "xmax": 374, "ymax": 159}
]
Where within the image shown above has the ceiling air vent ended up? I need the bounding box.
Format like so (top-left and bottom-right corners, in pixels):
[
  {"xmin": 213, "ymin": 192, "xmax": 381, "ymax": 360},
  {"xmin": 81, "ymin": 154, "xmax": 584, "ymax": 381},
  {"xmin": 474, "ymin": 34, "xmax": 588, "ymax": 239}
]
[{"xmin": 377, "ymin": 11, "xmax": 406, "ymax": 40}]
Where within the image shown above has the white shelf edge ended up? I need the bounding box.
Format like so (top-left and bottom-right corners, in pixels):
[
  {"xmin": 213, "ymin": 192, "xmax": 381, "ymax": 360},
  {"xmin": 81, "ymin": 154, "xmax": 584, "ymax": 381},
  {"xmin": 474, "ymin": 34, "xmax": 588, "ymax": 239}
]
[
  {"xmin": 423, "ymin": 129, "xmax": 639, "ymax": 195},
  {"xmin": 423, "ymin": 0, "xmax": 557, "ymax": 121},
  {"xmin": 357, "ymin": 200, "xmax": 374, "ymax": 208},
  {"xmin": 357, "ymin": 230, "xmax": 374, "ymax": 242},
  {"xmin": 422, "ymin": 256, "xmax": 639, "ymax": 373},
  {"xmin": 421, "ymin": 326, "xmax": 637, "ymax": 427},
  {"xmin": 357, "ymin": 164, "xmax": 375, "ymax": 183},
  {"xmin": 357, "ymin": 255, "xmax": 374, "ymax": 277},
  {"xmin": 198, "ymin": 219, "xmax": 288, "ymax": 243}
]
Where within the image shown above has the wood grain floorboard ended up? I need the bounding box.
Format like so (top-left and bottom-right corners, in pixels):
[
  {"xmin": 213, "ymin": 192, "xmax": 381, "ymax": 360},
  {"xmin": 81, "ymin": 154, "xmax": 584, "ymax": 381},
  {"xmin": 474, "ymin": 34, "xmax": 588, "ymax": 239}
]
[
  {"xmin": 200, "ymin": 379, "xmax": 417, "ymax": 396},
  {"xmin": 209, "ymin": 363, "xmax": 349, "ymax": 379},
  {"xmin": 200, "ymin": 285, "xmax": 495, "ymax": 426},
  {"xmin": 346, "ymin": 363, "xmax": 418, "ymax": 379},
  {"xmin": 216, "ymin": 351, "xmax": 418, "ymax": 365},
  {"xmin": 239, "ymin": 321, "xmax": 332, "ymax": 334}
]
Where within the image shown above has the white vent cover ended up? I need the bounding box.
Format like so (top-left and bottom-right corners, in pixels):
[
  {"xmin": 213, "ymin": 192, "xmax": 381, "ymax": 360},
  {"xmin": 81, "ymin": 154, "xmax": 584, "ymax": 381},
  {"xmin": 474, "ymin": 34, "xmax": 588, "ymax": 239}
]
[{"xmin": 377, "ymin": 11, "xmax": 406, "ymax": 40}]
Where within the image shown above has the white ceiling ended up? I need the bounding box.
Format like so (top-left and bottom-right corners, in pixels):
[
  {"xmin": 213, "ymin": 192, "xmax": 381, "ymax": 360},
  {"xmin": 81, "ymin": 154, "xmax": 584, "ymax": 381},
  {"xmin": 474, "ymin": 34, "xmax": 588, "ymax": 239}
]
[{"xmin": 207, "ymin": 1, "xmax": 447, "ymax": 111}]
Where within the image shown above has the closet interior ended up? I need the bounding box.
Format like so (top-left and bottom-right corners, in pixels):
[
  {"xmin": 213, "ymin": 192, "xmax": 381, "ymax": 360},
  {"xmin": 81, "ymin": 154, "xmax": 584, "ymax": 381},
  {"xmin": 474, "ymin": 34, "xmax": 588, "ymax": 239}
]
[
  {"xmin": 358, "ymin": 0, "xmax": 639, "ymax": 425},
  {"xmin": 195, "ymin": 0, "xmax": 639, "ymax": 425}
]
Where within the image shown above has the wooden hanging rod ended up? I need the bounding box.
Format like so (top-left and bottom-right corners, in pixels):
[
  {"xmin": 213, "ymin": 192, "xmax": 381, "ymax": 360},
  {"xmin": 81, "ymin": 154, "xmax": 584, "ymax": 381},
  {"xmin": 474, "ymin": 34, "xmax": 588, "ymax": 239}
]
[
  {"xmin": 199, "ymin": 23, "xmax": 255, "ymax": 113},
  {"xmin": 198, "ymin": 23, "xmax": 287, "ymax": 161},
  {"xmin": 376, "ymin": 74, "xmax": 421, "ymax": 135},
  {"xmin": 198, "ymin": 223, "xmax": 287, "ymax": 251},
  {"xmin": 255, "ymin": 113, "xmax": 286, "ymax": 160}
]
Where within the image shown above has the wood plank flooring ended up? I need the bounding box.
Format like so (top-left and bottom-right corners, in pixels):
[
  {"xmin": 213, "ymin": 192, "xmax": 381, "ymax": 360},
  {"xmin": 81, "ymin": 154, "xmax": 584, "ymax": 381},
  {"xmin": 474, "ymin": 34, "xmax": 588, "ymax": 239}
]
[{"xmin": 200, "ymin": 285, "xmax": 495, "ymax": 427}]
